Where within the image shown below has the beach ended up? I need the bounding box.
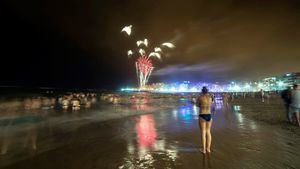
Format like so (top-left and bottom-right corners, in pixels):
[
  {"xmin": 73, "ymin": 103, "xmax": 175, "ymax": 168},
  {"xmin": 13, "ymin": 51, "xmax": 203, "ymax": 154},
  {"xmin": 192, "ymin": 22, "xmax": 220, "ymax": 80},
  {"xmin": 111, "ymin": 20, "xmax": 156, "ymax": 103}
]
[
  {"xmin": 230, "ymin": 95, "xmax": 300, "ymax": 136},
  {"xmin": 0, "ymin": 92, "xmax": 300, "ymax": 169}
]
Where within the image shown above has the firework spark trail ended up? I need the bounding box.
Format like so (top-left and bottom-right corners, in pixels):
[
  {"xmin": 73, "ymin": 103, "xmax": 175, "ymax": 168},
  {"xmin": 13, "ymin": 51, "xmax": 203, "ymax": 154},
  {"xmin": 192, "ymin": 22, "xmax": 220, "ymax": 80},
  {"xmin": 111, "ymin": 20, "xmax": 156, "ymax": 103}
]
[
  {"xmin": 136, "ymin": 40, "xmax": 143, "ymax": 47},
  {"xmin": 121, "ymin": 25, "xmax": 132, "ymax": 36},
  {"xmin": 154, "ymin": 47, "xmax": 162, "ymax": 53},
  {"xmin": 149, "ymin": 52, "xmax": 161, "ymax": 60},
  {"xmin": 135, "ymin": 62, "xmax": 140, "ymax": 87},
  {"xmin": 162, "ymin": 42, "xmax": 175, "ymax": 48},
  {"xmin": 139, "ymin": 49, "xmax": 146, "ymax": 56},
  {"xmin": 144, "ymin": 39, "xmax": 148, "ymax": 47},
  {"xmin": 136, "ymin": 39, "xmax": 148, "ymax": 47},
  {"xmin": 145, "ymin": 67, "xmax": 154, "ymax": 86},
  {"xmin": 127, "ymin": 50, "xmax": 133, "ymax": 57}
]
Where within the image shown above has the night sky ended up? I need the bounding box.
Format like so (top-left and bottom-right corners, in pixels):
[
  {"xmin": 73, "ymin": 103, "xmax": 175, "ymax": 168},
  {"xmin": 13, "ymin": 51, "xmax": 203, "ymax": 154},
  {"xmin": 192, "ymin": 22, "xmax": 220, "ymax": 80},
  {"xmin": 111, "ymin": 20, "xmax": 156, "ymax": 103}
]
[{"xmin": 1, "ymin": 0, "xmax": 300, "ymax": 89}]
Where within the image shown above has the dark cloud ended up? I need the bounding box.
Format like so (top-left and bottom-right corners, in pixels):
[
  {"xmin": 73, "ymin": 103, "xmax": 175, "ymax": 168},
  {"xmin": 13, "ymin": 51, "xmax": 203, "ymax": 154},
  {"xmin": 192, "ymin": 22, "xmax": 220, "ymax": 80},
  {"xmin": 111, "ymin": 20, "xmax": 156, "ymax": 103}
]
[
  {"xmin": 152, "ymin": 60, "xmax": 235, "ymax": 83},
  {"xmin": 153, "ymin": 61, "xmax": 234, "ymax": 76}
]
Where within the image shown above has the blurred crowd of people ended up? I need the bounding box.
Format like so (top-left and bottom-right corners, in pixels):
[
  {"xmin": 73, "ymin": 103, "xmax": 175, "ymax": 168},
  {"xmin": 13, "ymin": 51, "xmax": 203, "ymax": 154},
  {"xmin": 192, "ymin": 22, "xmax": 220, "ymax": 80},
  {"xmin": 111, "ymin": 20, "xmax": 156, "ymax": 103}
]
[
  {"xmin": 220, "ymin": 90, "xmax": 276, "ymax": 103},
  {"xmin": 23, "ymin": 92, "xmax": 98, "ymax": 111},
  {"xmin": 0, "ymin": 92, "xmax": 98, "ymax": 155}
]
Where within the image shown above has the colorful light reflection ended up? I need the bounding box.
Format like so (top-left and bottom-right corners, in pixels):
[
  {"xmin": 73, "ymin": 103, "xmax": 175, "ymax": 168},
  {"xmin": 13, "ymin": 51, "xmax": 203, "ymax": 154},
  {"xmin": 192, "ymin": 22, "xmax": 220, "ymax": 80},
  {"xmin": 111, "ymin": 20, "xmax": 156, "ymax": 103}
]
[{"xmin": 135, "ymin": 114, "xmax": 157, "ymax": 148}]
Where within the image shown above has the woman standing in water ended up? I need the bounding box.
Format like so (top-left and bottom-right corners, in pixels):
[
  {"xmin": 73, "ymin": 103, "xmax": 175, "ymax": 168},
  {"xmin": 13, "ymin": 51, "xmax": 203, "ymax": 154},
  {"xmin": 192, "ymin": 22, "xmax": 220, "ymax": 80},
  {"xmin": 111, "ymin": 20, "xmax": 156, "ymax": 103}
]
[{"xmin": 197, "ymin": 87, "xmax": 214, "ymax": 154}]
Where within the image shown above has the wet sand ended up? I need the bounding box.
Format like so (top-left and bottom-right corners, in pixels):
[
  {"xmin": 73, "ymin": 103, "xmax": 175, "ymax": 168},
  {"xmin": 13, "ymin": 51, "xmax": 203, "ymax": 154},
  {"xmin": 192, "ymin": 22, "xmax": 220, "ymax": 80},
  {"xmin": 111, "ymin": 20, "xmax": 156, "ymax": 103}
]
[
  {"xmin": 231, "ymin": 96, "xmax": 300, "ymax": 136},
  {"xmin": 1, "ymin": 94, "xmax": 300, "ymax": 169}
]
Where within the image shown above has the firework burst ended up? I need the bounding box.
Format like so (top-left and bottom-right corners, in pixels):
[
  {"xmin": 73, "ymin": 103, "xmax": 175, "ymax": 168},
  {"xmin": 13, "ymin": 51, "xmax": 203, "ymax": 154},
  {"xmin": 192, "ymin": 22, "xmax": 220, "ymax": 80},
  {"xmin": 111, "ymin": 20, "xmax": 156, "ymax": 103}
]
[{"xmin": 121, "ymin": 25, "xmax": 175, "ymax": 88}]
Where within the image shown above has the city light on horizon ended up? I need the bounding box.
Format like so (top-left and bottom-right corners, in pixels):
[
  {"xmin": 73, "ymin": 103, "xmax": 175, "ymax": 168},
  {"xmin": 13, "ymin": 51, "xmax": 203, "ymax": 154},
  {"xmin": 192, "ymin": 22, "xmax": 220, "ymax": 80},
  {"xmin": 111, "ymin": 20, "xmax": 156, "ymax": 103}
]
[{"xmin": 121, "ymin": 72, "xmax": 300, "ymax": 93}]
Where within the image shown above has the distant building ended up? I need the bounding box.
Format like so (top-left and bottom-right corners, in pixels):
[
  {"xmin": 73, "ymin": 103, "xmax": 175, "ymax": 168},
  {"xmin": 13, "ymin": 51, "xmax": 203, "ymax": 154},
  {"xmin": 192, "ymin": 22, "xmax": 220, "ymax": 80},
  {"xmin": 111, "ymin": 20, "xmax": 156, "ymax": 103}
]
[{"xmin": 280, "ymin": 72, "xmax": 300, "ymax": 87}]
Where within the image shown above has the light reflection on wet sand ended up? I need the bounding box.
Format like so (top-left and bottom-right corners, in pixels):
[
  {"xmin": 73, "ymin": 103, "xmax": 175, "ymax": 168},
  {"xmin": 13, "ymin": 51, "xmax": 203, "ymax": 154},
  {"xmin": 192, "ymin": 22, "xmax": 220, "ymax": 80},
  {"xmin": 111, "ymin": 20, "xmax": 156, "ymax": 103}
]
[{"xmin": 0, "ymin": 93, "xmax": 299, "ymax": 169}]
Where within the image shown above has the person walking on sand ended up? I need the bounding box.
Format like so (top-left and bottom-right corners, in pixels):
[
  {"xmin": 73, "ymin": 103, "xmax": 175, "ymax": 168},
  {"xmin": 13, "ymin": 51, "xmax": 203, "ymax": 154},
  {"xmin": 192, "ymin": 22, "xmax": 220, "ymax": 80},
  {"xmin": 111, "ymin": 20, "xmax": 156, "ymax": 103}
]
[
  {"xmin": 289, "ymin": 84, "xmax": 300, "ymax": 126},
  {"xmin": 260, "ymin": 89, "xmax": 265, "ymax": 103},
  {"xmin": 197, "ymin": 87, "xmax": 214, "ymax": 154},
  {"xmin": 281, "ymin": 87, "xmax": 291, "ymax": 121}
]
